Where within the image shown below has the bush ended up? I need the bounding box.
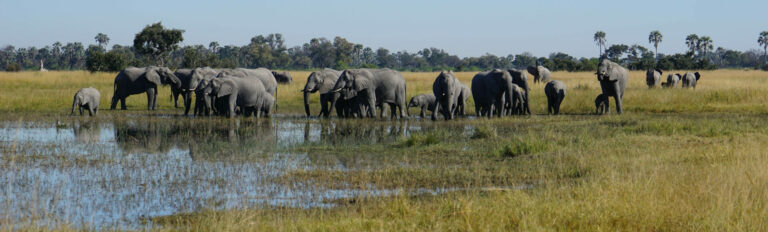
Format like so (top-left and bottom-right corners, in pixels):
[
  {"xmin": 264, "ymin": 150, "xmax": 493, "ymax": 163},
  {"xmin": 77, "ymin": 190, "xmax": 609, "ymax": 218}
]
[
  {"xmin": 496, "ymin": 138, "xmax": 550, "ymax": 158},
  {"xmin": 471, "ymin": 126, "xmax": 496, "ymax": 139},
  {"xmin": 4, "ymin": 63, "xmax": 21, "ymax": 72}
]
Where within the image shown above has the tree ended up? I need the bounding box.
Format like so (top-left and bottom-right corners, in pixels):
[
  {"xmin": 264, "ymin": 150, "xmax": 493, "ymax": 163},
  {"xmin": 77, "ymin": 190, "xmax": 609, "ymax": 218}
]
[
  {"xmin": 605, "ymin": 44, "xmax": 629, "ymax": 61},
  {"xmin": 133, "ymin": 22, "xmax": 184, "ymax": 66},
  {"xmin": 94, "ymin": 33, "xmax": 110, "ymax": 50},
  {"xmin": 685, "ymin": 34, "xmax": 699, "ymax": 55},
  {"xmin": 648, "ymin": 30, "xmax": 662, "ymax": 61},
  {"xmin": 594, "ymin": 31, "xmax": 606, "ymax": 57},
  {"xmin": 757, "ymin": 31, "xmax": 768, "ymax": 65},
  {"xmin": 697, "ymin": 36, "xmax": 714, "ymax": 57},
  {"xmin": 209, "ymin": 41, "xmax": 219, "ymax": 54}
]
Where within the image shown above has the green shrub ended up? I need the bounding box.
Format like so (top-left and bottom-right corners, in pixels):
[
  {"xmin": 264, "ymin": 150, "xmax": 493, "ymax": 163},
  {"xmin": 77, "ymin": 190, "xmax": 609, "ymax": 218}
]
[{"xmin": 497, "ymin": 138, "xmax": 550, "ymax": 158}]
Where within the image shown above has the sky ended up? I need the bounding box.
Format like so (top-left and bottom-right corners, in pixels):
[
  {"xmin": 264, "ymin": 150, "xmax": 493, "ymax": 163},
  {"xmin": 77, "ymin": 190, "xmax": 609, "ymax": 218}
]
[{"xmin": 1, "ymin": 0, "xmax": 767, "ymax": 58}]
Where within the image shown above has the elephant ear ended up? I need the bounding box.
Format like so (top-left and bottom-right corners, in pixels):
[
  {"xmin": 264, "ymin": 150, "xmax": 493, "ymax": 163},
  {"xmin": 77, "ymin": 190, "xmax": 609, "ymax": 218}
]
[
  {"xmin": 527, "ymin": 66, "xmax": 538, "ymax": 76},
  {"xmin": 655, "ymin": 68, "xmax": 663, "ymax": 75},
  {"xmin": 675, "ymin": 73, "xmax": 682, "ymax": 79},
  {"xmin": 217, "ymin": 79, "xmax": 238, "ymax": 98},
  {"xmin": 145, "ymin": 67, "xmax": 162, "ymax": 86},
  {"xmin": 694, "ymin": 72, "xmax": 701, "ymax": 80},
  {"xmin": 351, "ymin": 70, "xmax": 370, "ymax": 92}
]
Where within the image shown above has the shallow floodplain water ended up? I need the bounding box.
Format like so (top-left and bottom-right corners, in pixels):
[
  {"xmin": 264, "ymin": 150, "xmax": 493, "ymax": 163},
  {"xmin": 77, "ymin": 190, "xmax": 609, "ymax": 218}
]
[{"xmin": 0, "ymin": 116, "xmax": 476, "ymax": 228}]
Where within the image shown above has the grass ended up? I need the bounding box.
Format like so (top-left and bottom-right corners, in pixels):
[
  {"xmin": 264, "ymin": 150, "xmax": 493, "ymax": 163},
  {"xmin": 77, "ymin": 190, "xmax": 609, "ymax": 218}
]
[{"xmin": 2, "ymin": 69, "xmax": 768, "ymax": 231}]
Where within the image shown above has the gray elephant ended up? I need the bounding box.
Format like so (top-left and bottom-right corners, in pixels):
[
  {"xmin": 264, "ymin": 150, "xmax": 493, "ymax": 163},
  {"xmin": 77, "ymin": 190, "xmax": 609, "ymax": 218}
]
[
  {"xmin": 218, "ymin": 68, "xmax": 278, "ymax": 110},
  {"xmin": 681, "ymin": 72, "xmax": 701, "ymax": 89},
  {"xmin": 303, "ymin": 68, "xmax": 343, "ymax": 117},
  {"xmin": 502, "ymin": 84, "xmax": 527, "ymax": 115},
  {"xmin": 204, "ymin": 76, "xmax": 272, "ymax": 118},
  {"xmin": 191, "ymin": 67, "xmax": 226, "ymax": 116},
  {"xmin": 431, "ymin": 71, "xmax": 462, "ymax": 120},
  {"xmin": 171, "ymin": 68, "xmax": 192, "ymax": 108},
  {"xmin": 662, "ymin": 73, "xmax": 682, "ymax": 88},
  {"xmin": 272, "ymin": 71, "xmax": 293, "ymax": 84},
  {"xmin": 544, "ymin": 80, "xmax": 566, "ymax": 115},
  {"xmin": 71, "ymin": 87, "xmax": 101, "ymax": 116},
  {"xmin": 457, "ymin": 84, "xmax": 470, "ymax": 116},
  {"xmin": 471, "ymin": 69, "xmax": 518, "ymax": 117},
  {"xmin": 331, "ymin": 68, "xmax": 407, "ymax": 119},
  {"xmin": 110, "ymin": 66, "xmax": 181, "ymax": 110},
  {"xmin": 595, "ymin": 94, "xmax": 608, "ymax": 114},
  {"xmin": 646, "ymin": 68, "xmax": 662, "ymax": 88},
  {"xmin": 507, "ymin": 69, "xmax": 530, "ymax": 114},
  {"xmin": 527, "ymin": 66, "xmax": 551, "ymax": 84},
  {"xmin": 596, "ymin": 59, "xmax": 628, "ymax": 114},
  {"xmin": 408, "ymin": 94, "xmax": 437, "ymax": 118}
]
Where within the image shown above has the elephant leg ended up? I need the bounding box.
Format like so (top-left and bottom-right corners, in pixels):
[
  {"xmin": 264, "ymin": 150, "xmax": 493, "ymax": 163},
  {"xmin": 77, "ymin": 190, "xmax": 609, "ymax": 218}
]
[
  {"xmin": 120, "ymin": 97, "xmax": 127, "ymax": 110},
  {"xmin": 88, "ymin": 106, "xmax": 94, "ymax": 116},
  {"xmin": 146, "ymin": 88, "xmax": 156, "ymax": 110},
  {"xmin": 183, "ymin": 92, "xmax": 192, "ymax": 115},
  {"xmin": 79, "ymin": 107, "xmax": 84, "ymax": 116},
  {"xmin": 420, "ymin": 107, "xmax": 426, "ymax": 118},
  {"xmin": 328, "ymin": 93, "xmax": 339, "ymax": 118},
  {"xmin": 228, "ymin": 97, "xmax": 236, "ymax": 118},
  {"xmin": 366, "ymin": 91, "xmax": 376, "ymax": 118},
  {"xmin": 554, "ymin": 98, "xmax": 562, "ymax": 115},
  {"xmin": 110, "ymin": 96, "xmax": 117, "ymax": 110}
]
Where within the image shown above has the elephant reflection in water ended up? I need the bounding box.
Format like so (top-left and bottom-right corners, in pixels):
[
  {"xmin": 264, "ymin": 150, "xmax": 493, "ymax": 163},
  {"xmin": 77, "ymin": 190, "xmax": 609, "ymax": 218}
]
[
  {"xmin": 301, "ymin": 120, "xmax": 410, "ymax": 145},
  {"xmin": 72, "ymin": 120, "xmax": 101, "ymax": 144},
  {"xmin": 114, "ymin": 120, "xmax": 176, "ymax": 155},
  {"xmin": 187, "ymin": 119, "xmax": 277, "ymax": 162}
]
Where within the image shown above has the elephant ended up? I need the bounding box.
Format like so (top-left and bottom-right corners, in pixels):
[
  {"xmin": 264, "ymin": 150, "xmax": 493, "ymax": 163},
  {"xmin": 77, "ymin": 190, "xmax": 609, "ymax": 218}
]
[
  {"xmin": 431, "ymin": 71, "xmax": 462, "ymax": 120},
  {"xmin": 331, "ymin": 68, "xmax": 407, "ymax": 119},
  {"xmin": 110, "ymin": 66, "xmax": 181, "ymax": 110},
  {"xmin": 171, "ymin": 68, "xmax": 192, "ymax": 108},
  {"xmin": 204, "ymin": 75, "xmax": 272, "ymax": 118},
  {"xmin": 217, "ymin": 68, "xmax": 278, "ymax": 110},
  {"xmin": 457, "ymin": 84, "xmax": 470, "ymax": 116},
  {"xmin": 544, "ymin": 80, "xmax": 566, "ymax": 115},
  {"xmin": 595, "ymin": 94, "xmax": 608, "ymax": 114},
  {"xmin": 527, "ymin": 65, "xmax": 551, "ymax": 84},
  {"xmin": 681, "ymin": 72, "xmax": 701, "ymax": 89},
  {"xmin": 596, "ymin": 59, "xmax": 629, "ymax": 114},
  {"xmin": 507, "ymin": 69, "xmax": 530, "ymax": 114},
  {"xmin": 272, "ymin": 71, "xmax": 293, "ymax": 84},
  {"xmin": 190, "ymin": 67, "xmax": 225, "ymax": 116},
  {"xmin": 502, "ymin": 84, "xmax": 526, "ymax": 115},
  {"xmin": 662, "ymin": 73, "xmax": 682, "ymax": 88},
  {"xmin": 408, "ymin": 94, "xmax": 437, "ymax": 118},
  {"xmin": 646, "ymin": 68, "xmax": 662, "ymax": 88},
  {"xmin": 71, "ymin": 87, "xmax": 101, "ymax": 116},
  {"xmin": 303, "ymin": 68, "xmax": 343, "ymax": 118},
  {"xmin": 471, "ymin": 69, "xmax": 517, "ymax": 117}
]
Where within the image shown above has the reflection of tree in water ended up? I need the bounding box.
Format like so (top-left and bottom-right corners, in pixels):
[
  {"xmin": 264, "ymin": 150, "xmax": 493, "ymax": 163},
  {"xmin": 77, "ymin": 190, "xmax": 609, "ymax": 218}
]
[{"xmin": 72, "ymin": 120, "xmax": 101, "ymax": 144}]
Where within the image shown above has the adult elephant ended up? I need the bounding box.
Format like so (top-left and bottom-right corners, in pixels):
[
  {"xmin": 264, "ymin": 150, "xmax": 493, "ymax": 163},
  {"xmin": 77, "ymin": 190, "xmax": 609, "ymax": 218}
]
[
  {"xmin": 596, "ymin": 59, "xmax": 629, "ymax": 114},
  {"xmin": 189, "ymin": 67, "xmax": 224, "ymax": 116},
  {"xmin": 646, "ymin": 68, "xmax": 662, "ymax": 88},
  {"xmin": 302, "ymin": 68, "xmax": 342, "ymax": 117},
  {"xmin": 471, "ymin": 69, "xmax": 517, "ymax": 117},
  {"xmin": 204, "ymin": 76, "xmax": 273, "ymax": 118},
  {"xmin": 331, "ymin": 68, "xmax": 407, "ymax": 119},
  {"xmin": 171, "ymin": 68, "xmax": 192, "ymax": 108},
  {"xmin": 272, "ymin": 71, "xmax": 293, "ymax": 84},
  {"xmin": 527, "ymin": 65, "xmax": 551, "ymax": 84},
  {"xmin": 218, "ymin": 68, "xmax": 278, "ymax": 110},
  {"xmin": 508, "ymin": 69, "xmax": 530, "ymax": 114},
  {"xmin": 431, "ymin": 71, "xmax": 462, "ymax": 120},
  {"xmin": 111, "ymin": 66, "xmax": 181, "ymax": 110},
  {"xmin": 681, "ymin": 72, "xmax": 701, "ymax": 89}
]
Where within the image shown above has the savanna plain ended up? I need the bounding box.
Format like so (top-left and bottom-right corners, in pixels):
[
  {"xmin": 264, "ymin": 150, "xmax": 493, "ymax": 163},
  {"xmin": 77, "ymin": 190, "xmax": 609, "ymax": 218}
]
[{"xmin": 1, "ymin": 70, "xmax": 768, "ymax": 231}]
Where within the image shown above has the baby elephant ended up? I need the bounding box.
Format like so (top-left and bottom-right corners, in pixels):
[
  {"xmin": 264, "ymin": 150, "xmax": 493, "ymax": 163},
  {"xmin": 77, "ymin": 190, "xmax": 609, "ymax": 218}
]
[
  {"xmin": 595, "ymin": 93, "xmax": 608, "ymax": 114},
  {"xmin": 71, "ymin": 87, "xmax": 101, "ymax": 116},
  {"xmin": 545, "ymin": 80, "xmax": 566, "ymax": 115},
  {"xmin": 408, "ymin": 94, "xmax": 437, "ymax": 118}
]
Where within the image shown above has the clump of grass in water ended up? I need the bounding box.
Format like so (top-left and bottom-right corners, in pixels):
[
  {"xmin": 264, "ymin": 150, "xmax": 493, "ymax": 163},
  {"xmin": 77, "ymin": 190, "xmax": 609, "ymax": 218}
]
[
  {"xmin": 471, "ymin": 125, "xmax": 496, "ymax": 139},
  {"xmin": 399, "ymin": 131, "xmax": 442, "ymax": 147},
  {"xmin": 497, "ymin": 137, "xmax": 550, "ymax": 158}
]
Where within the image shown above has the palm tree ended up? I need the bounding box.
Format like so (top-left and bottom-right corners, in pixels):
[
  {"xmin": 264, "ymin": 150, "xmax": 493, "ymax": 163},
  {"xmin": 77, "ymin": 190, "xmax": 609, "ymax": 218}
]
[
  {"xmin": 648, "ymin": 30, "xmax": 663, "ymax": 61},
  {"xmin": 209, "ymin": 41, "xmax": 220, "ymax": 53},
  {"xmin": 758, "ymin": 31, "xmax": 768, "ymax": 65},
  {"xmin": 94, "ymin": 33, "xmax": 110, "ymax": 50},
  {"xmin": 685, "ymin": 34, "xmax": 699, "ymax": 55},
  {"xmin": 697, "ymin": 36, "xmax": 713, "ymax": 56},
  {"xmin": 594, "ymin": 31, "xmax": 606, "ymax": 57}
]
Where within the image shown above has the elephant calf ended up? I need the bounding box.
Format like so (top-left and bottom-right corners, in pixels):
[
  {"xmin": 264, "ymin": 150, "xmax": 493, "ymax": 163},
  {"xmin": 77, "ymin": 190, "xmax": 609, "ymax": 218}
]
[
  {"xmin": 544, "ymin": 80, "xmax": 566, "ymax": 115},
  {"xmin": 71, "ymin": 87, "xmax": 101, "ymax": 116},
  {"xmin": 662, "ymin": 73, "xmax": 682, "ymax": 88},
  {"xmin": 595, "ymin": 94, "xmax": 608, "ymax": 115},
  {"xmin": 408, "ymin": 94, "xmax": 437, "ymax": 118},
  {"xmin": 646, "ymin": 69, "xmax": 662, "ymax": 88}
]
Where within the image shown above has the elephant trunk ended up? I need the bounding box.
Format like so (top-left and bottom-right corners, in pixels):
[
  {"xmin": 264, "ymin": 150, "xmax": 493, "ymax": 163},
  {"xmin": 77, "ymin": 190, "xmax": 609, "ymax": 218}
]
[
  {"xmin": 71, "ymin": 97, "xmax": 79, "ymax": 116},
  {"xmin": 303, "ymin": 91, "xmax": 311, "ymax": 117}
]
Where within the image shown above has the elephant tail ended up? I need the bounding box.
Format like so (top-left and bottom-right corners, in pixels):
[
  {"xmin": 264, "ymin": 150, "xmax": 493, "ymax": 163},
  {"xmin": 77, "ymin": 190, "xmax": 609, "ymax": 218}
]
[{"xmin": 274, "ymin": 86, "xmax": 278, "ymax": 113}]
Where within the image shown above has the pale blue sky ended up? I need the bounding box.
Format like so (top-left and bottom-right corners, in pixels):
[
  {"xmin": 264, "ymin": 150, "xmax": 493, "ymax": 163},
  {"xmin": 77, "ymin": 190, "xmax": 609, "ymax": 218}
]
[{"xmin": 1, "ymin": 0, "xmax": 766, "ymax": 58}]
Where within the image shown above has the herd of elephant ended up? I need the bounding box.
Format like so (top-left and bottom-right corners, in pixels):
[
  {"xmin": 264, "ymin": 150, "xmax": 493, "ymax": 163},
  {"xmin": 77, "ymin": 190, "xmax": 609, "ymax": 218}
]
[{"xmin": 70, "ymin": 59, "xmax": 702, "ymax": 119}]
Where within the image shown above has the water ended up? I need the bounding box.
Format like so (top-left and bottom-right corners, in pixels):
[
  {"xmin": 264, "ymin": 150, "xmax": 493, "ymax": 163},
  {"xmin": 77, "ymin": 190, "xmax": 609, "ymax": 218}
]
[{"xmin": 0, "ymin": 116, "xmax": 474, "ymax": 229}]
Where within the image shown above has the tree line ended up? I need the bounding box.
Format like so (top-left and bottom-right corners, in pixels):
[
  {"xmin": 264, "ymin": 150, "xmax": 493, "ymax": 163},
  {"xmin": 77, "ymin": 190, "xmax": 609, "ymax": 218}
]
[{"xmin": 1, "ymin": 22, "xmax": 766, "ymax": 72}]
